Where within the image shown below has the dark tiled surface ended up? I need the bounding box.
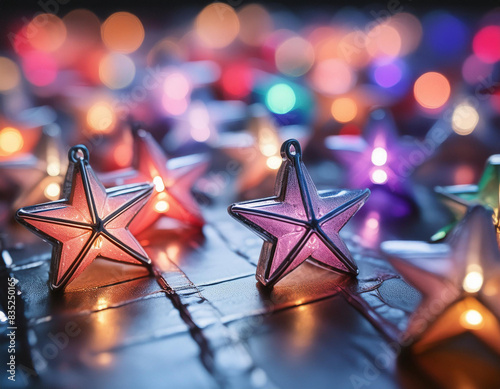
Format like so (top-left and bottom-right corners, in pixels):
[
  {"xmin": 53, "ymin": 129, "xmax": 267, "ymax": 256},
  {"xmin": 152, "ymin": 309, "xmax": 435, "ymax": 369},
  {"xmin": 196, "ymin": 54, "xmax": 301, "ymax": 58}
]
[{"xmin": 0, "ymin": 203, "xmax": 495, "ymax": 389}]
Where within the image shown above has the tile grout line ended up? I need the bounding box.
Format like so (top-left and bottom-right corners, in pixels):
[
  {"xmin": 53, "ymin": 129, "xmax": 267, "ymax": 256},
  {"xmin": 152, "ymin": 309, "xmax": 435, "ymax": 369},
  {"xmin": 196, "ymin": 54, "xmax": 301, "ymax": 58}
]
[
  {"xmin": 152, "ymin": 259, "xmax": 279, "ymax": 389},
  {"xmin": 152, "ymin": 266, "xmax": 222, "ymax": 387}
]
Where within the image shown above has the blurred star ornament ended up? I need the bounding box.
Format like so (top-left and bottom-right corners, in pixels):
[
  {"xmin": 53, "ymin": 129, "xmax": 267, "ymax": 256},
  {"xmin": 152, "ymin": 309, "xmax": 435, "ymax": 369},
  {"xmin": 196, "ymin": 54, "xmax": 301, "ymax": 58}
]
[
  {"xmin": 326, "ymin": 109, "xmax": 420, "ymax": 205},
  {"xmin": 220, "ymin": 104, "xmax": 308, "ymax": 198},
  {"xmin": 382, "ymin": 206, "xmax": 500, "ymax": 354},
  {"xmin": 433, "ymin": 154, "xmax": 500, "ymax": 243},
  {"xmin": 228, "ymin": 139, "xmax": 370, "ymax": 287},
  {"xmin": 99, "ymin": 127, "xmax": 207, "ymax": 234},
  {"xmin": 16, "ymin": 145, "xmax": 153, "ymax": 291},
  {"xmin": 0, "ymin": 124, "xmax": 67, "ymax": 211}
]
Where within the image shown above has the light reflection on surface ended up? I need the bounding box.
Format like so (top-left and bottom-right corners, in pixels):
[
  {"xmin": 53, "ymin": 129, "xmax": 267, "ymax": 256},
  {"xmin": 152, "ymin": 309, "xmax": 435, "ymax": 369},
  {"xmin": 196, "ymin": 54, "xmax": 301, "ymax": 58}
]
[{"xmin": 289, "ymin": 304, "xmax": 317, "ymax": 356}]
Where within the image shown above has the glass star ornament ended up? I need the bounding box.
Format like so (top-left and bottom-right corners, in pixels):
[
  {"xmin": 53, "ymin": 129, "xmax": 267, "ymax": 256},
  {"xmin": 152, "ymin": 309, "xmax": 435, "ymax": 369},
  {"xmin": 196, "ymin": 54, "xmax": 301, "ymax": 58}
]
[
  {"xmin": 433, "ymin": 154, "xmax": 500, "ymax": 243},
  {"xmin": 99, "ymin": 127, "xmax": 207, "ymax": 234},
  {"xmin": 16, "ymin": 145, "xmax": 154, "ymax": 291},
  {"xmin": 228, "ymin": 139, "xmax": 370, "ymax": 287},
  {"xmin": 219, "ymin": 104, "xmax": 308, "ymax": 198},
  {"xmin": 0, "ymin": 124, "xmax": 67, "ymax": 212},
  {"xmin": 382, "ymin": 205, "xmax": 500, "ymax": 354},
  {"xmin": 325, "ymin": 109, "xmax": 420, "ymax": 201}
]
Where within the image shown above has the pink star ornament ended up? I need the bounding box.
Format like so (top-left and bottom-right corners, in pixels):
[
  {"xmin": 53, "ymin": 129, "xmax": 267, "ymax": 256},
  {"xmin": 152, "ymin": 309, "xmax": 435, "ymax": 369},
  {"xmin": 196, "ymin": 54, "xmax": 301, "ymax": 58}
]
[
  {"xmin": 228, "ymin": 139, "xmax": 370, "ymax": 287},
  {"xmin": 16, "ymin": 145, "xmax": 153, "ymax": 291},
  {"xmin": 99, "ymin": 128, "xmax": 207, "ymax": 234}
]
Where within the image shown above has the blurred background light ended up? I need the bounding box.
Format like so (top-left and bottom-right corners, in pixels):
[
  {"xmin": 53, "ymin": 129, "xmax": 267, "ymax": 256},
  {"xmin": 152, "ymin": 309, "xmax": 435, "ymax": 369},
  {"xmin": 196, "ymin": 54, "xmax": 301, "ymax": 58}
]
[
  {"xmin": 372, "ymin": 59, "xmax": 403, "ymax": 88},
  {"xmin": 164, "ymin": 72, "xmax": 191, "ymax": 100},
  {"xmin": 266, "ymin": 83, "xmax": 296, "ymax": 114},
  {"xmin": 266, "ymin": 156, "xmax": 282, "ymax": 170},
  {"xmin": 27, "ymin": 14, "xmax": 67, "ymax": 52},
  {"xmin": 423, "ymin": 12, "xmax": 468, "ymax": 58},
  {"xmin": 391, "ymin": 12, "xmax": 423, "ymax": 56},
  {"xmin": 311, "ymin": 59, "xmax": 355, "ymax": 95},
  {"xmin": 238, "ymin": 4, "xmax": 273, "ymax": 47},
  {"xmin": 371, "ymin": 169, "xmax": 388, "ymax": 184},
  {"xmin": 0, "ymin": 127, "xmax": 23, "ymax": 156},
  {"xmin": 63, "ymin": 9, "xmax": 101, "ymax": 43},
  {"xmin": 21, "ymin": 51, "xmax": 57, "ymax": 86},
  {"xmin": 221, "ymin": 63, "xmax": 253, "ymax": 98},
  {"xmin": 366, "ymin": 23, "xmax": 402, "ymax": 58},
  {"xmin": 275, "ymin": 36, "xmax": 315, "ymax": 77},
  {"xmin": 462, "ymin": 54, "xmax": 493, "ymax": 85},
  {"xmin": 452, "ymin": 103, "xmax": 480, "ymax": 135},
  {"xmin": 44, "ymin": 182, "xmax": 61, "ymax": 199},
  {"xmin": 0, "ymin": 57, "xmax": 21, "ymax": 92},
  {"xmin": 99, "ymin": 53, "xmax": 136, "ymax": 89},
  {"xmin": 331, "ymin": 97, "xmax": 357, "ymax": 123},
  {"xmin": 101, "ymin": 12, "xmax": 145, "ymax": 53},
  {"xmin": 87, "ymin": 102, "xmax": 116, "ymax": 133},
  {"xmin": 189, "ymin": 103, "xmax": 211, "ymax": 142},
  {"xmin": 473, "ymin": 25, "xmax": 500, "ymax": 64},
  {"xmin": 162, "ymin": 96, "xmax": 188, "ymax": 116},
  {"xmin": 413, "ymin": 72, "xmax": 450, "ymax": 109},
  {"xmin": 195, "ymin": 4, "xmax": 240, "ymax": 49},
  {"xmin": 371, "ymin": 147, "xmax": 388, "ymax": 166}
]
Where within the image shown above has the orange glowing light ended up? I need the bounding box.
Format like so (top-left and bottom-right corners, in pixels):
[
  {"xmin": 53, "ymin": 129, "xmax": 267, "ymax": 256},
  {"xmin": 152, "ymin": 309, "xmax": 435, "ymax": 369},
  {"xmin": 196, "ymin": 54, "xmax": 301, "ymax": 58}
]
[
  {"xmin": 331, "ymin": 97, "xmax": 358, "ymax": 123},
  {"xmin": 28, "ymin": 14, "xmax": 67, "ymax": 52},
  {"xmin": 87, "ymin": 103, "xmax": 115, "ymax": 133},
  {"xmin": 366, "ymin": 24, "xmax": 401, "ymax": 58},
  {"xmin": 309, "ymin": 27, "xmax": 339, "ymax": 61},
  {"xmin": 0, "ymin": 57, "xmax": 20, "ymax": 92},
  {"xmin": 460, "ymin": 309, "xmax": 484, "ymax": 329},
  {"xmin": 0, "ymin": 127, "xmax": 24, "ymax": 156},
  {"xmin": 195, "ymin": 4, "xmax": 240, "ymax": 49},
  {"xmin": 414, "ymin": 72, "xmax": 450, "ymax": 109},
  {"xmin": 101, "ymin": 12, "xmax": 145, "ymax": 53},
  {"xmin": 238, "ymin": 4, "xmax": 273, "ymax": 46}
]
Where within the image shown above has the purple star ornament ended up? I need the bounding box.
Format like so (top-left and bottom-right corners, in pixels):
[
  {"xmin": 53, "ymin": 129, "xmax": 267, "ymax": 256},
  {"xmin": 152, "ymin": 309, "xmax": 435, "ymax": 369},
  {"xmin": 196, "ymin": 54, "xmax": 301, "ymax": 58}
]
[{"xmin": 228, "ymin": 139, "xmax": 370, "ymax": 287}]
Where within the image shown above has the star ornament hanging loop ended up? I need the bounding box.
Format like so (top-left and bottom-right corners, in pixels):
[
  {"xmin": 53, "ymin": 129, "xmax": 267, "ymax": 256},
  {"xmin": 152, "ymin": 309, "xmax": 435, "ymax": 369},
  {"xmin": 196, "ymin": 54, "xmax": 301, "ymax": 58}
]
[
  {"xmin": 228, "ymin": 139, "xmax": 370, "ymax": 287},
  {"xmin": 16, "ymin": 145, "xmax": 154, "ymax": 291}
]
